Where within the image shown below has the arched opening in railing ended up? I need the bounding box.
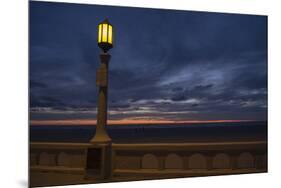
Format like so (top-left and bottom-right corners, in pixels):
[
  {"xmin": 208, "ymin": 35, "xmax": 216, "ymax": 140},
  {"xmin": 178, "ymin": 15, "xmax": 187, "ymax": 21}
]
[
  {"xmin": 142, "ymin": 154, "xmax": 158, "ymax": 169},
  {"xmin": 213, "ymin": 153, "xmax": 230, "ymax": 169},
  {"xmin": 165, "ymin": 153, "xmax": 183, "ymax": 169},
  {"xmin": 189, "ymin": 153, "xmax": 206, "ymax": 170},
  {"xmin": 237, "ymin": 152, "xmax": 254, "ymax": 169},
  {"xmin": 39, "ymin": 152, "xmax": 56, "ymax": 166}
]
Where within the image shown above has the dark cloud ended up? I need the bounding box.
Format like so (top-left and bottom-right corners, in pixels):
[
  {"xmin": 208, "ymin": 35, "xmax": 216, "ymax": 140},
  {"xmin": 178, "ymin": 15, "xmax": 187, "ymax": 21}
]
[
  {"xmin": 171, "ymin": 94, "xmax": 187, "ymax": 102},
  {"xmin": 30, "ymin": 1, "xmax": 267, "ymax": 121},
  {"xmin": 30, "ymin": 81, "xmax": 48, "ymax": 89},
  {"xmin": 171, "ymin": 87, "xmax": 184, "ymax": 92},
  {"xmin": 194, "ymin": 84, "xmax": 213, "ymax": 90},
  {"xmin": 191, "ymin": 104, "xmax": 199, "ymax": 107}
]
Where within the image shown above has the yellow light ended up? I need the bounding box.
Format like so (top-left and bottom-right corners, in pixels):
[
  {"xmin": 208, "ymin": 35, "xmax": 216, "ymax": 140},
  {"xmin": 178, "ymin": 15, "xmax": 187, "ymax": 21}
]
[
  {"xmin": 102, "ymin": 24, "xmax": 108, "ymax": 42},
  {"xmin": 98, "ymin": 24, "xmax": 102, "ymax": 43},
  {"xmin": 108, "ymin": 25, "xmax": 112, "ymax": 44},
  {"xmin": 98, "ymin": 19, "xmax": 113, "ymax": 52}
]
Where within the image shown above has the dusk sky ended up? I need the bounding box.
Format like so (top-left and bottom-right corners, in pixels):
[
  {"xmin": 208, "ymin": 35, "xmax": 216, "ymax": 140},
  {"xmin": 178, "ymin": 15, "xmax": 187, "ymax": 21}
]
[{"xmin": 30, "ymin": 1, "xmax": 267, "ymax": 124}]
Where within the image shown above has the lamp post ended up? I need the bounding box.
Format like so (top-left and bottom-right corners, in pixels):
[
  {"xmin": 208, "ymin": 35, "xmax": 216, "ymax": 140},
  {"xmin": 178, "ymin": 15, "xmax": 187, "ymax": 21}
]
[
  {"xmin": 86, "ymin": 19, "xmax": 113, "ymax": 180},
  {"xmin": 90, "ymin": 18, "xmax": 113, "ymax": 143}
]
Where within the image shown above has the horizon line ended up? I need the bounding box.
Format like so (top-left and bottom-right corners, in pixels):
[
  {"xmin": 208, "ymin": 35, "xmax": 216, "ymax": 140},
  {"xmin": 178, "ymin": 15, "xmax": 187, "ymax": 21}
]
[{"xmin": 30, "ymin": 119, "xmax": 262, "ymax": 126}]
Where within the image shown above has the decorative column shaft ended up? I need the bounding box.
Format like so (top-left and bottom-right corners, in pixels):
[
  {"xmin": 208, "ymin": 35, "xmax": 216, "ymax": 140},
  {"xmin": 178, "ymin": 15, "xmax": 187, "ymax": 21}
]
[{"xmin": 90, "ymin": 53, "xmax": 112, "ymax": 143}]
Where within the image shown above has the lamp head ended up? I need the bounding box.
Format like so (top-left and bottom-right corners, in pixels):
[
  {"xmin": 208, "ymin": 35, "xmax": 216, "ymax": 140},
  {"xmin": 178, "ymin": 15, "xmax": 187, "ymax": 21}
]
[{"xmin": 98, "ymin": 19, "xmax": 113, "ymax": 53}]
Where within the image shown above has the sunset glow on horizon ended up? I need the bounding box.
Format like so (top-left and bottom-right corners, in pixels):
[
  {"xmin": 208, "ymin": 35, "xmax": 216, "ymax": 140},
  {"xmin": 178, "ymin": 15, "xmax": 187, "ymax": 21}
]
[{"xmin": 30, "ymin": 119, "xmax": 257, "ymax": 126}]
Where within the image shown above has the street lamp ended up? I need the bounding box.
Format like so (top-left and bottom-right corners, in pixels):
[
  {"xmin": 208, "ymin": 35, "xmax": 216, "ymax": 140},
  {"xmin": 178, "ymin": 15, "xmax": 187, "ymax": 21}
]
[
  {"xmin": 87, "ymin": 19, "xmax": 113, "ymax": 180},
  {"xmin": 90, "ymin": 18, "xmax": 113, "ymax": 143}
]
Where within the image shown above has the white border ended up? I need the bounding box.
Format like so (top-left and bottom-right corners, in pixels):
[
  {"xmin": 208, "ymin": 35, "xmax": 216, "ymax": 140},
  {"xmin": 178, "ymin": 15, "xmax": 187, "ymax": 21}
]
[
  {"xmin": 1, "ymin": 0, "xmax": 280, "ymax": 188},
  {"xmin": 33, "ymin": 0, "xmax": 269, "ymax": 15}
]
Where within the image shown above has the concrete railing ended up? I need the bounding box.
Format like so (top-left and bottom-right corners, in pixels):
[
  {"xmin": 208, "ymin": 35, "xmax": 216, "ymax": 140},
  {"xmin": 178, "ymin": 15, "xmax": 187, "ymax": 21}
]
[
  {"xmin": 30, "ymin": 142, "xmax": 90, "ymax": 174},
  {"xmin": 30, "ymin": 141, "xmax": 267, "ymax": 187},
  {"xmin": 111, "ymin": 141, "xmax": 267, "ymax": 178}
]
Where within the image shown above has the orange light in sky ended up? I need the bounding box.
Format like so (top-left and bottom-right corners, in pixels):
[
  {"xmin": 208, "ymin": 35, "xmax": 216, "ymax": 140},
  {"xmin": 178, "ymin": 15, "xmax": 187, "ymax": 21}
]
[{"xmin": 30, "ymin": 119, "xmax": 255, "ymax": 126}]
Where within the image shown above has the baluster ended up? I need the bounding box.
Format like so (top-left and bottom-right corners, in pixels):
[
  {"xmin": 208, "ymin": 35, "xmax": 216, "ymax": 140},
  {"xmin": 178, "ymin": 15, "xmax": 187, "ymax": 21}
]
[
  {"xmin": 35, "ymin": 152, "xmax": 40, "ymax": 166},
  {"xmin": 158, "ymin": 155, "xmax": 165, "ymax": 170},
  {"xmin": 183, "ymin": 154, "xmax": 190, "ymax": 170},
  {"xmin": 55, "ymin": 151, "xmax": 60, "ymax": 166},
  {"xmin": 138, "ymin": 155, "xmax": 142, "ymax": 169},
  {"xmin": 254, "ymin": 152, "xmax": 264, "ymax": 169},
  {"xmin": 230, "ymin": 153, "xmax": 238, "ymax": 170},
  {"xmin": 206, "ymin": 153, "xmax": 214, "ymax": 170}
]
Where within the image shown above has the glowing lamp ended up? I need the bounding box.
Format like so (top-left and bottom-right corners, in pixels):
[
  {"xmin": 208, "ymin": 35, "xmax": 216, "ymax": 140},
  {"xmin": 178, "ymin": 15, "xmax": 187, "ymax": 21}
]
[{"xmin": 98, "ymin": 19, "xmax": 113, "ymax": 53}]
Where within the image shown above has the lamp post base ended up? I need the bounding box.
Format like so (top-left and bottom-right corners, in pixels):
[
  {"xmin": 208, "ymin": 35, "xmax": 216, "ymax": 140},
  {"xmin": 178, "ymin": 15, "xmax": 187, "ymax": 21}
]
[
  {"xmin": 90, "ymin": 134, "xmax": 112, "ymax": 144},
  {"xmin": 88, "ymin": 125, "xmax": 112, "ymax": 179},
  {"xmin": 86, "ymin": 141, "xmax": 112, "ymax": 180}
]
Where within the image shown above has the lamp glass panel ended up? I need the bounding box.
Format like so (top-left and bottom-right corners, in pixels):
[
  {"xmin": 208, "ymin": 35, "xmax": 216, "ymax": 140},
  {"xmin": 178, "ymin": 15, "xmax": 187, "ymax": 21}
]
[
  {"xmin": 98, "ymin": 24, "xmax": 102, "ymax": 43},
  {"xmin": 102, "ymin": 24, "xmax": 108, "ymax": 42},
  {"xmin": 108, "ymin": 25, "xmax": 113, "ymax": 44}
]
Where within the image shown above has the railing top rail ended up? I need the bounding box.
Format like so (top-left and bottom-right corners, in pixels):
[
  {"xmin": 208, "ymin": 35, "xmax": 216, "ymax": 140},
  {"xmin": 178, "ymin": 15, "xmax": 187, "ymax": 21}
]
[
  {"xmin": 112, "ymin": 141, "xmax": 266, "ymax": 147},
  {"xmin": 112, "ymin": 141, "xmax": 267, "ymax": 151},
  {"xmin": 30, "ymin": 142, "xmax": 91, "ymax": 149},
  {"xmin": 30, "ymin": 141, "xmax": 267, "ymax": 151}
]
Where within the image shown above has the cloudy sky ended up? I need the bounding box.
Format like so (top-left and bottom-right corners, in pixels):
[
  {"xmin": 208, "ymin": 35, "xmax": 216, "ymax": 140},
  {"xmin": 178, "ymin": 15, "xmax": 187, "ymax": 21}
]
[{"xmin": 30, "ymin": 1, "xmax": 267, "ymax": 124}]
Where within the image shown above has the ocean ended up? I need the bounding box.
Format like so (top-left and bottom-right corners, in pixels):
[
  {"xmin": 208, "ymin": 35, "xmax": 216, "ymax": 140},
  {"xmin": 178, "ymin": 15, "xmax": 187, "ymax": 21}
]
[{"xmin": 30, "ymin": 121, "xmax": 267, "ymax": 143}]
